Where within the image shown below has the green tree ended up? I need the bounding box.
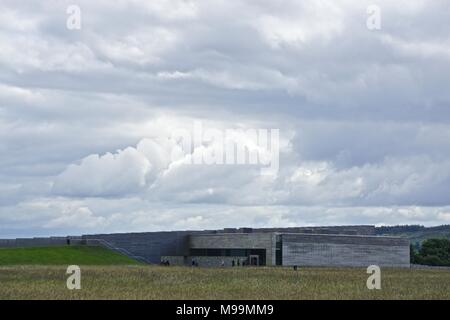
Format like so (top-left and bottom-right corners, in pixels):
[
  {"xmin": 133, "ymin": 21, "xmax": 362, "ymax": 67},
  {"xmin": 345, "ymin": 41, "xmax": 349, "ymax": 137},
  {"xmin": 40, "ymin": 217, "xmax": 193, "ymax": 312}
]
[
  {"xmin": 410, "ymin": 244, "xmax": 418, "ymax": 264},
  {"xmin": 415, "ymin": 238, "xmax": 450, "ymax": 266}
]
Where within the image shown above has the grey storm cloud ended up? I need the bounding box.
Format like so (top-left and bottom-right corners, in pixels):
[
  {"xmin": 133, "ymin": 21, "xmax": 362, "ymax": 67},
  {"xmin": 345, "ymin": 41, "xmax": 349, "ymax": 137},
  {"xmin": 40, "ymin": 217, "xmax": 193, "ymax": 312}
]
[{"xmin": 1, "ymin": 0, "xmax": 450, "ymax": 237}]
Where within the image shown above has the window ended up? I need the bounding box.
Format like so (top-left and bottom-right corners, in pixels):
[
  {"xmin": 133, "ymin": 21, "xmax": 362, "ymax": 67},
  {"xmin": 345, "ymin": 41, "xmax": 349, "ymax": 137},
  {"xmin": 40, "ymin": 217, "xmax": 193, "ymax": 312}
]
[
  {"xmin": 276, "ymin": 235, "xmax": 282, "ymax": 265},
  {"xmin": 190, "ymin": 248, "xmax": 267, "ymax": 265}
]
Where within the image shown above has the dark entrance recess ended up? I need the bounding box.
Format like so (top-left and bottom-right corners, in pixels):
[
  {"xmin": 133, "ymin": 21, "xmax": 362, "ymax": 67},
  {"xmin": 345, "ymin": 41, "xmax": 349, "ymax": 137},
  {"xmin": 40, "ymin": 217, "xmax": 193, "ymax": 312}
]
[
  {"xmin": 249, "ymin": 255, "xmax": 259, "ymax": 266},
  {"xmin": 190, "ymin": 248, "xmax": 266, "ymax": 266}
]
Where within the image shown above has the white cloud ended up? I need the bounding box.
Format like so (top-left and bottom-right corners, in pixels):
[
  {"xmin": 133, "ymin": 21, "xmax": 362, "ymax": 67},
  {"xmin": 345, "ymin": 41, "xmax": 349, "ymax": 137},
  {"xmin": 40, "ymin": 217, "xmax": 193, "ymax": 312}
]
[
  {"xmin": 49, "ymin": 121, "xmax": 450, "ymax": 210},
  {"xmin": 255, "ymin": 1, "xmax": 345, "ymax": 48},
  {"xmin": 53, "ymin": 148, "xmax": 151, "ymax": 197},
  {"xmin": 1, "ymin": 0, "xmax": 450, "ymax": 236},
  {"xmin": 437, "ymin": 212, "xmax": 450, "ymax": 222},
  {"xmin": 44, "ymin": 206, "xmax": 104, "ymax": 228}
]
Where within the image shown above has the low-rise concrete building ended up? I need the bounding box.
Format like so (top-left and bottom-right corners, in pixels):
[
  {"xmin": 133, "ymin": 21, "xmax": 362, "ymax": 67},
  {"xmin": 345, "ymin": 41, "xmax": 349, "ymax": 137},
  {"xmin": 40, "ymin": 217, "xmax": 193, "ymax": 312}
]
[
  {"xmin": 84, "ymin": 225, "xmax": 410, "ymax": 267},
  {"xmin": 161, "ymin": 231, "xmax": 409, "ymax": 267},
  {"xmin": 0, "ymin": 225, "xmax": 410, "ymax": 267}
]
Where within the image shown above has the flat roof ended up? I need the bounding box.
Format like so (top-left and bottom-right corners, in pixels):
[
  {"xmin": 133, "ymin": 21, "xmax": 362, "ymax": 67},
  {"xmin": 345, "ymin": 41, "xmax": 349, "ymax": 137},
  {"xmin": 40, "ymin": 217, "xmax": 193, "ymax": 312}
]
[{"xmin": 191, "ymin": 232, "xmax": 406, "ymax": 240}]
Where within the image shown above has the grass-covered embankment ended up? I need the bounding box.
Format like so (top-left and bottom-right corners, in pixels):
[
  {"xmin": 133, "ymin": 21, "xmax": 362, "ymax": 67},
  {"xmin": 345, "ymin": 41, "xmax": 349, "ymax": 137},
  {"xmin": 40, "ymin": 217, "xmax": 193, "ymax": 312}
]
[{"xmin": 0, "ymin": 246, "xmax": 141, "ymax": 266}]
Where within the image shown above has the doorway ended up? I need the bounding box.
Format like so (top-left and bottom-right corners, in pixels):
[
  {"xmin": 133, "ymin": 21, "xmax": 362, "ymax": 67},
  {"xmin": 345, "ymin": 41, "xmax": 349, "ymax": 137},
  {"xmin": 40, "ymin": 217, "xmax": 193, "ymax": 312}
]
[{"xmin": 249, "ymin": 254, "xmax": 259, "ymax": 266}]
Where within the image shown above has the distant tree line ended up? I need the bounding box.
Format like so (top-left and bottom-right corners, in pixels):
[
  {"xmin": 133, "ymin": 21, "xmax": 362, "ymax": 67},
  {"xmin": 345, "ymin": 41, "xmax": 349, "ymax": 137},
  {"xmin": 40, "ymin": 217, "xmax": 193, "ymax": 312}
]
[
  {"xmin": 377, "ymin": 225, "xmax": 425, "ymax": 234},
  {"xmin": 376, "ymin": 224, "xmax": 450, "ymax": 234},
  {"xmin": 411, "ymin": 238, "xmax": 450, "ymax": 266}
]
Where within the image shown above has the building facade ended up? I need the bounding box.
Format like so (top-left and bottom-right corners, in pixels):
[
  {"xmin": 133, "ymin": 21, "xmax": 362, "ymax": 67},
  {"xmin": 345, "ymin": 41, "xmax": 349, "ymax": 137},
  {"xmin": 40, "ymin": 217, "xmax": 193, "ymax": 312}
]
[
  {"xmin": 0, "ymin": 226, "xmax": 410, "ymax": 267},
  {"xmin": 83, "ymin": 226, "xmax": 410, "ymax": 267}
]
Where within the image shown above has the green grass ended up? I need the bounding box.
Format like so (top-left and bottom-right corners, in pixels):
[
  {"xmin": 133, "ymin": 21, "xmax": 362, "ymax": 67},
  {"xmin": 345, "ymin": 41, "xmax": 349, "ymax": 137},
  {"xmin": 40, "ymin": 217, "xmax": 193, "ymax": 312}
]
[
  {"xmin": 1, "ymin": 265, "xmax": 450, "ymax": 299},
  {"xmin": 0, "ymin": 246, "xmax": 141, "ymax": 266},
  {"xmin": 1, "ymin": 246, "xmax": 449, "ymax": 299}
]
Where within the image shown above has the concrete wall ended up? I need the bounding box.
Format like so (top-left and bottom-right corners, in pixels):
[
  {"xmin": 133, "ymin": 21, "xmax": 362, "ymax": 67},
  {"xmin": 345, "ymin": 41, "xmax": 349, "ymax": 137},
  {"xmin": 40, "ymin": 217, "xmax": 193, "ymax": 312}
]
[
  {"xmin": 254, "ymin": 225, "xmax": 376, "ymax": 235},
  {"xmin": 0, "ymin": 237, "xmax": 84, "ymax": 248},
  {"xmin": 189, "ymin": 233, "xmax": 276, "ymax": 266},
  {"xmin": 282, "ymin": 233, "xmax": 410, "ymax": 267},
  {"xmin": 83, "ymin": 231, "xmax": 207, "ymax": 263}
]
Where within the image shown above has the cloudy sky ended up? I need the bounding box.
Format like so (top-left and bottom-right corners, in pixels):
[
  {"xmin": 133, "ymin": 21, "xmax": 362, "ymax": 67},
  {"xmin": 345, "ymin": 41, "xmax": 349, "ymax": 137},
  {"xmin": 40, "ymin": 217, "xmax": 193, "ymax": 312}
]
[{"xmin": 1, "ymin": 0, "xmax": 450, "ymax": 238}]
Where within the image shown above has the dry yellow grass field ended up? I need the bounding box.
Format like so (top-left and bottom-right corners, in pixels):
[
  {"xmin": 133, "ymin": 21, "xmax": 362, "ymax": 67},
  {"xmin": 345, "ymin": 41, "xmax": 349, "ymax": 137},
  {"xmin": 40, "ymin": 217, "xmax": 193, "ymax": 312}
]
[{"xmin": 1, "ymin": 265, "xmax": 450, "ymax": 300}]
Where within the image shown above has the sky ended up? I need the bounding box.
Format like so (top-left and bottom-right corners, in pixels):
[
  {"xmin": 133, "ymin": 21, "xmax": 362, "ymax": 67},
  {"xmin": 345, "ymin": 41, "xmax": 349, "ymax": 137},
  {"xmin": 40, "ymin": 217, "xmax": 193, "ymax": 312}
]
[{"xmin": 1, "ymin": 0, "xmax": 450, "ymax": 238}]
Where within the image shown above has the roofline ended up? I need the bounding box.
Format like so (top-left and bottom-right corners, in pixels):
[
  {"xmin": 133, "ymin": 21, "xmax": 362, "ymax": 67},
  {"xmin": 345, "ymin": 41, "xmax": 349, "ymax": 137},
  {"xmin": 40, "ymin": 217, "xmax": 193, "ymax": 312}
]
[{"xmin": 190, "ymin": 232, "xmax": 407, "ymax": 240}]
